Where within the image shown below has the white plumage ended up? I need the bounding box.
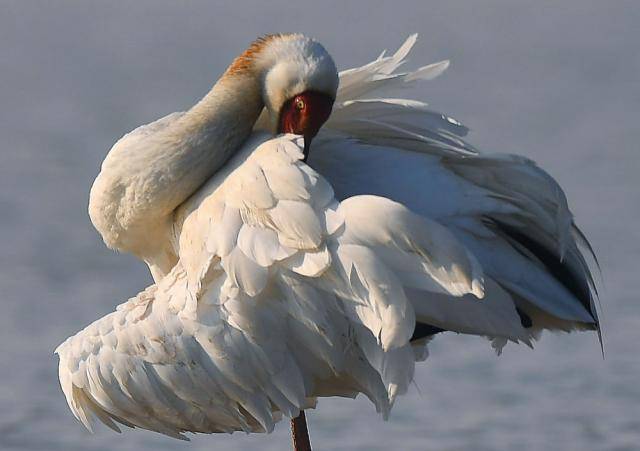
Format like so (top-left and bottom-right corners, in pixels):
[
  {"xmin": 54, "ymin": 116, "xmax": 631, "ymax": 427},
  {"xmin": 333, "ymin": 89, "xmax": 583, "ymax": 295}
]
[{"xmin": 56, "ymin": 34, "xmax": 599, "ymax": 439}]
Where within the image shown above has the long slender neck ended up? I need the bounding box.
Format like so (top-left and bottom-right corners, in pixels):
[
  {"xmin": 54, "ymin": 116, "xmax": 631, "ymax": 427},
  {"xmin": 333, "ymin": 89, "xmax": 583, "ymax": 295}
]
[
  {"xmin": 187, "ymin": 74, "xmax": 264, "ymax": 148},
  {"xmin": 89, "ymin": 69, "xmax": 266, "ymax": 268},
  {"xmin": 154, "ymin": 74, "xmax": 265, "ymax": 216}
]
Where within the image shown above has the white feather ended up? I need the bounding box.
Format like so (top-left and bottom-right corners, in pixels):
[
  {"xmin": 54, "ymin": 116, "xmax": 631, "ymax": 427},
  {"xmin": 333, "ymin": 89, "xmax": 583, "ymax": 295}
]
[{"xmin": 58, "ymin": 34, "xmax": 600, "ymax": 440}]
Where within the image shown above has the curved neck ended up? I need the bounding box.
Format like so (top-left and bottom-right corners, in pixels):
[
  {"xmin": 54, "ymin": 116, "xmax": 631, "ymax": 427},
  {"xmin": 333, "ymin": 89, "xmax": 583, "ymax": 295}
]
[
  {"xmin": 89, "ymin": 70, "xmax": 266, "ymax": 269},
  {"xmin": 187, "ymin": 74, "xmax": 264, "ymax": 146},
  {"xmin": 157, "ymin": 74, "xmax": 265, "ymax": 215}
]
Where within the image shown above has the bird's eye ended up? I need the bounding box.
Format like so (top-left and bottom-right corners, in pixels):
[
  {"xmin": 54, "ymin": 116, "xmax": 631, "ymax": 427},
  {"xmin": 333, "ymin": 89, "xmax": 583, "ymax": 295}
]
[{"xmin": 296, "ymin": 98, "xmax": 305, "ymax": 110}]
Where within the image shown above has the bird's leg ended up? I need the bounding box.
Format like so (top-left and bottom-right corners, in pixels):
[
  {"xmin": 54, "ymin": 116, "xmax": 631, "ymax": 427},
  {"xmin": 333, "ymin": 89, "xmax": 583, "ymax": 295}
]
[{"xmin": 290, "ymin": 410, "xmax": 312, "ymax": 451}]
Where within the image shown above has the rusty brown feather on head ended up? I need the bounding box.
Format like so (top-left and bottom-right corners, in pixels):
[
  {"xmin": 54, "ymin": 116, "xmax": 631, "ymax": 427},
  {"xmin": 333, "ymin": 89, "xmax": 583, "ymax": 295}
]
[
  {"xmin": 222, "ymin": 33, "xmax": 338, "ymax": 158},
  {"xmin": 224, "ymin": 34, "xmax": 287, "ymax": 77}
]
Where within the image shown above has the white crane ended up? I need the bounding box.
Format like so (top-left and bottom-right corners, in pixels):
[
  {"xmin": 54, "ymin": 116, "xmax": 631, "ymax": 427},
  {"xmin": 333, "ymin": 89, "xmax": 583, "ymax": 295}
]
[{"xmin": 55, "ymin": 34, "xmax": 600, "ymax": 449}]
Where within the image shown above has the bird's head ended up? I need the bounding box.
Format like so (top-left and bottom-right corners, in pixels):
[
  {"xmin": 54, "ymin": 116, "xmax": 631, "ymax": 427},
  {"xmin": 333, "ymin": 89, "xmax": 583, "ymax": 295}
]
[{"xmin": 230, "ymin": 34, "xmax": 338, "ymax": 156}]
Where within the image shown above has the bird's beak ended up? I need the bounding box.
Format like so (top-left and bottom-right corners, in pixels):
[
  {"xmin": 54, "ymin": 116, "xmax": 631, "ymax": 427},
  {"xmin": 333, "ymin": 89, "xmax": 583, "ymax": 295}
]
[
  {"xmin": 303, "ymin": 134, "xmax": 312, "ymax": 161},
  {"xmin": 300, "ymin": 92, "xmax": 333, "ymax": 162}
]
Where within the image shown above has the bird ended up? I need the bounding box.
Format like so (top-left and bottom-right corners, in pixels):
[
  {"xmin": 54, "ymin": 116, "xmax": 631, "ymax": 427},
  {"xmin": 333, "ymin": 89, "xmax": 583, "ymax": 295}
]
[{"xmin": 55, "ymin": 33, "xmax": 600, "ymax": 448}]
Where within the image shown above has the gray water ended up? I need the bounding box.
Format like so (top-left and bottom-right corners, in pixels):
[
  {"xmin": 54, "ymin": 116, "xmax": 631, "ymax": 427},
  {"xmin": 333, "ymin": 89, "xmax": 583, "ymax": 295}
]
[{"xmin": 1, "ymin": 2, "xmax": 638, "ymax": 450}]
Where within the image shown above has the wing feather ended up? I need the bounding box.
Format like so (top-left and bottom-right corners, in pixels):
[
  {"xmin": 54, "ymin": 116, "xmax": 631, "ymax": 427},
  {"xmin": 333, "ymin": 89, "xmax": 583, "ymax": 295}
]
[
  {"xmin": 58, "ymin": 134, "xmax": 490, "ymax": 436},
  {"xmin": 315, "ymin": 35, "xmax": 600, "ymax": 344}
]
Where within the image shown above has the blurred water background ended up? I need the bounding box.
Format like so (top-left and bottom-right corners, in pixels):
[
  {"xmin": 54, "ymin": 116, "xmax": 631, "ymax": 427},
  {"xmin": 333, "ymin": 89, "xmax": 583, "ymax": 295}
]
[{"xmin": 1, "ymin": 2, "xmax": 638, "ymax": 450}]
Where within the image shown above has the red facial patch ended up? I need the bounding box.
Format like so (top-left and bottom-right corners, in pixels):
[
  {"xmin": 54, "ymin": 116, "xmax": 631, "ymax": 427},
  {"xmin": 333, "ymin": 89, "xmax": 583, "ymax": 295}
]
[{"xmin": 278, "ymin": 91, "xmax": 334, "ymax": 139}]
